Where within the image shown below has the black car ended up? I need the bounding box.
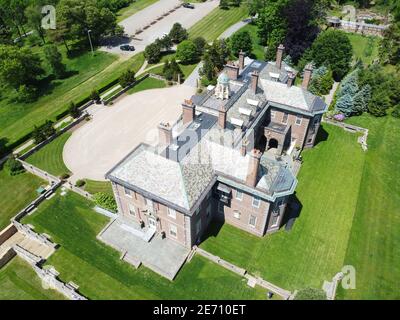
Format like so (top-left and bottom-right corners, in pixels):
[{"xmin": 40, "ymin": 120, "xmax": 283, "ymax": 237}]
[
  {"xmin": 182, "ymin": 3, "xmax": 195, "ymax": 9},
  {"xmin": 120, "ymin": 45, "xmax": 135, "ymax": 51}
]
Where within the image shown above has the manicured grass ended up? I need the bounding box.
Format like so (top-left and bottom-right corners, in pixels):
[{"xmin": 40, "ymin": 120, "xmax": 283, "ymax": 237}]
[
  {"xmin": 0, "ymin": 257, "xmax": 64, "ymax": 300},
  {"xmin": 231, "ymin": 23, "xmax": 265, "ymax": 60},
  {"xmin": 0, "ymin": 51, "xmax": 145, "ymax": 151},
  {"xmin": 146, "ymin": 62, "xmax": 198, "ymax": 80},
  {"xmin": 189, "ymin": 5, "xmax": 248, "ymax": 42},
  {"xmin": 126, "ymin": 76, "xmax": 166, "ymax": 95},
  {"xmin": 0, "ymin": 169, "xmax": 44, "ymax": 230},
  {"xmin": 201, "ymin": 124, "xmax": 366, "ymax": 291},
  {"xmin": 84, "ymin": 180, "xmax": 113, "ymax": 197},
  {"xmin": 336, "ymin": 115, "xmax": 400, "ymax": 300},
  {"xmin": 22, "ymin": 192, "xmax": 267, "ymax": 300},
  {"xmin": 116, "ymin": 0, "xmax": 159, "ymax": 22},
  {"xmin": 347, "ymin": 33, "xmax": 380, "ymax": 65},
  {"xmin": 26, "ymin": 133, "xmax": 71, "ymax": 177}
]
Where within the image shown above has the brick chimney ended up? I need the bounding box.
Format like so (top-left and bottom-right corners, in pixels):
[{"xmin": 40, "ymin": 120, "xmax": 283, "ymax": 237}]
[
  {"xmin": 287, "ymin": 72, "xmax": 296, "ymax": 88},
  {"xmin": 182, "ymin": 99, "xmax": 195, "ymax": 125},
  {"xmin": 218, "ymin": 105, "xmax": 227, "ymax": 129},
  {"xmin": 158, "ymin": 122, "xmax": 172, "ymax": 146},
  {"xmin": 302, "ymin": 63, "xmax": 313, "ymax": 90},
  {"xmin": 240, "ymin": 138, "xmax": 248, "ymax": 157},
  {"xmin": 224, "ymin": 63, "xmax": 239, "ymax": 80},
  {"xmin": 276, "ymin": 44, "xmax": 285, "ymax": 69},
  {"xmin": 246, "ymin": 149, "xmax": 262, "ymax": 187},
  {"xmin": 238, "ymin": 50, "xmax": 245, "ymax": 70},
  {"xmin": 251, "ymin": 71, "xmax": 259, "ymax": 94}
]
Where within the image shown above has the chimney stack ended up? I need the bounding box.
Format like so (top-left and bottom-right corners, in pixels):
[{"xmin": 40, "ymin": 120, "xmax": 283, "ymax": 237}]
[
  {"xmin": 182, "ymin": 99, "xmax": 195, "ymax": 125},
  {"xmin": 276, "ymin": 44, "xmax": 285, "ymax": 69},
  {"xmin": 302, "ymin": 63, "xmax": 313, "ymax": 90},
  {"xmin": 158, "ymin": 122, "xmax": 172, "ymax": 147},
  {"xmin": 218, "ymin": 105, "xmax": 227, "ymax": 129},
  {"xmin": 240, "ymin": 139, "xmax": 248, "ymax": 157},
  {"xmin": 287, "ymin": 72, "xmax": 296, "ymax": 88},
  {"xmin": 224, "ymin": 63, "xmax": 239, "ymax": 80},
  {"xmin": 246, "ymin": 149, "xmax": 262, "ymax": 187},
  {"xmin": 238, "ymin": 50, "xmax": 245, "ymax": 70},
  {"xmin": 251, "ymin": 71, "xmax": 259, "ymax": 94}
]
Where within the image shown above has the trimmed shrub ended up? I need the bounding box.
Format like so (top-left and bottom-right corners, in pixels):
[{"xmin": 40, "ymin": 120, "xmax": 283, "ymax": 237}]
[
  {"xmin": 60, "ymin": 173, "xmax": 70, "ymax": 180},
  {"xmin": 119, "ymin": 69, "xmax": 136, "ymax": 87},
  {"xmin": 392, "ymin": 105, "xmax": 400, "ymax": 118},
  {"xmin": 295, "ymin": 288, "xmax": 326, "ymax": 300},
  {"xmin": 90, "ymin": 89, "xmax": 101, "ymax": 103},
  {"xmin": 32, "ymin": 120, "xmax": 55, "ymax": 144},
  {"xmin": 68, "ymin": 102, "xmax": 81, "ymax": 119},
  {"xmin": 75, "ymin": 179, "xmax": 86, "ymax": 187},
  {"xmin": 93, "ymin": 192, "xmax": 117, "ymax": 213}
]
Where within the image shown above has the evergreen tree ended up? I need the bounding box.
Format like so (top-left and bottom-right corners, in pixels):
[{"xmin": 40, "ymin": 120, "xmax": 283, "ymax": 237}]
[
  {"xmin": 353, "ymin": 84, "xmax": 371, "ymax": 114},
  {"xmin": 335, "ymin": 93, "xmax": 353, "ymax": 116},
  {"xmin": 44, "ymin": 44, "xmax": 67, "ymax": 79}
]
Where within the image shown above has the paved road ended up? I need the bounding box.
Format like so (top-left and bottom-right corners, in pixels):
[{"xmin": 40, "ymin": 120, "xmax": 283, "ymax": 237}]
[
  {"xmin": 217, "ymin": 18, "xmax": 252, "ymax": 40},
  {"xmin": 100, "ymin": 0, "xmax": 219, "ymax": 56},
  {"xmin": 63, "ymin": 85, "xmax": 196, "ymax": 181}
]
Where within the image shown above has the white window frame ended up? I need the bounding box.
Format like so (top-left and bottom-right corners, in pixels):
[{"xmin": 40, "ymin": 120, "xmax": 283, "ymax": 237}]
[
  {"xmin": 295, "ymin": 116, "xmax": 302, "ymax": 126},
  {"xmin": 282, "ymin": 113, "xmax": 288, "ymax": 124},
  {"xmin": 271, "ymin": 214, "xmax": 280, "ymax": 228},
  {"xmin": 124, "ymin": 187, "xmax": 132, "ymax": 198},
  {"xmin": 128, "ymin": 204, "xmax": 136, "ymax": 216},
  {"xmin": 168, "ymin": 208, "xmax": 176, "ymax": 219},
  {"xmin": 271, "ymin": 110, "xmax": 276, "ymax": 119},
  {"xmin": 169, "ymin": 224, "xmax": 177, "ymax": 238},
  {"xmin": 252, "ymin": 196, "xmax": 261, "ymax": 208},
  {"xmin": 233, "ymin": 210, "xmax": 241, "ymax": 220},
  {"xmin": 235, "ymin": 190, "xmax": 243, "ymax": 201},
  {"xmin": 249, "ymin": 215, "xmax": 257, "ymax": 228}
]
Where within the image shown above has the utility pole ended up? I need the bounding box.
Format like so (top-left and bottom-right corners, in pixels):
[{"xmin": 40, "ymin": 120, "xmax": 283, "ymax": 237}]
[{"xmin": 87, "ymin": 29, "xmax": 94, "ymax": 56}]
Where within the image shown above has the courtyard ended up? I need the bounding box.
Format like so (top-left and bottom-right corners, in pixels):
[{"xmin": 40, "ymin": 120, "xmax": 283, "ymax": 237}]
[{"xmin": 63, "ymin": 84, "xmax": 196, "ymax": 181}]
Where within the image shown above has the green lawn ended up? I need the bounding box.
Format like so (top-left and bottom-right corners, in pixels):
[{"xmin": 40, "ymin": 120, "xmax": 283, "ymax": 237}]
[
  {"xmin": 146, "ymin": 62, "xmax": 198, "ymax": 80},
  {"xmin": 189, "ymin": 5, "xmax": 248, "ymax": 42},
  {"xmin": 22, "ymin": 192, "xmax": 267, "ymax": 300},
  {"xmin": 336, "ymin": 115, "xmax": 400, "ymax": 299},
  {"xmin": 127, "ymin": 76, "xmax": 166, "ymax": 95},
  {"xmin": 201, "ymin": 124, "xmax": 366, "ymax": 291},
  {"xmin": 84, "ymin": 180, "xmax": 113, "ymax": 197},
  {"xmin": 0, "ymin": 169, "xmax": 44, "ymax": 230},
  {"xmin": 116, "ymin": 0, "xmax": 159, "ymax": 22},
  {"xmin": 0, "ymin": 51, "xmax": 145, "ymax": 152},
  {"xmin": 0, "ymin": 257, "xmax": 64, "ymax": 300},
  {"xmin": 26, "ymin": 133, "xmax": 71, "ymax": 177},
  {"xmin": 347, "ymin": 33, "xmax": 380, "ymax": 65}
]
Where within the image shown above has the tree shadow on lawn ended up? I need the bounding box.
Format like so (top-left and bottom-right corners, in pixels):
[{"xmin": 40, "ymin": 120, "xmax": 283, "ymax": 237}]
[{"xmin": 314, "ymin": 124, "xmax": 329, "ymax": 147}]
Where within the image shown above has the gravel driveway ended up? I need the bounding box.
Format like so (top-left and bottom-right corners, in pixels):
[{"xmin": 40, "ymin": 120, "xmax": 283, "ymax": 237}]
[{"xmin": 63, "ymin": 85, "xmax": 196, "ymax": 181}]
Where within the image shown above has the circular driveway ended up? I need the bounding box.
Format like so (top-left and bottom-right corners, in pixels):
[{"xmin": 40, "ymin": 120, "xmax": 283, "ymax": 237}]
[{"xmin": 63, "ymin": 85, "xmax": 196, "ymax": 181}]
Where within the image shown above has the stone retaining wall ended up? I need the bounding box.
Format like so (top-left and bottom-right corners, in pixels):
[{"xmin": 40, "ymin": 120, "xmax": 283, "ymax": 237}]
[
  {"xmin": 14, "ymin": 245, "xmax": 86, "ymax": 300},
  {"xmin": 18, "ymin": 160, "xmax": 61, "ymax": 184}
]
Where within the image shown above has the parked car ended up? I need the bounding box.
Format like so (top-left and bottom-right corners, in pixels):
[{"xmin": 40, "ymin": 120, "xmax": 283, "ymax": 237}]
[
  {"xmin": 120, "ymin": 45, "xmax": 135, "ymax": 51},
  {"xmin": 182, "ymin": 3, "xmax": 195, "ymax": 9}
]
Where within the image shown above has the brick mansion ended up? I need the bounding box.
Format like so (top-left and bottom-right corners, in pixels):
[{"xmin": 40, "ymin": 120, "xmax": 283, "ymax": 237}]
[{"xmin": 105, "ymin": 45, "xmax": 328, "ymax": 275}]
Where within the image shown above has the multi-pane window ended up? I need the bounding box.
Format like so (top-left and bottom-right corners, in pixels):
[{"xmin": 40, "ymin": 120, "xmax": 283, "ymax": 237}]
[
  {"xmin": 282, "ymin": 113, "xmax": 288, "ymax": 124},
  {"xmin": 235, "ymin": 190, "xmax": 243, "ymax": 201},
  {"xmin": 128, "ymin": 204, "xmax": 136, "ymax": 216},
  {"xmin": 249, "ymin": 215, "xmax": 257, "ymax": 227},
  {"xmin": 271, "ymin": 110, "xmax": 276, "ymax": 119},
  {"xmin": 271, "ymin": 214, "xmax": 280, "ymax": 227},
  {"xmin": 295, "ymin": 116, "xmax": 302, "ymax": 126},
  {"xmin": 252, "ymin": 196, "xmax": 261, "ymax": 208},
  {"xmin": 124, "ymin": 187, "xmax": 132, "ymax": 197},
  {"xmin": 168, "ymin": 208, "xmax": 176, "ymax": 219},
  {"xmin": 233, "ymin": 210, "xmax": 241, "ymax": 220},
  {"xmin": 169, "ymin": 224, "xmax": 177, "ymax": 238}
]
